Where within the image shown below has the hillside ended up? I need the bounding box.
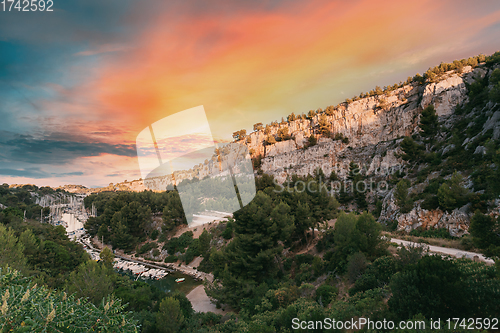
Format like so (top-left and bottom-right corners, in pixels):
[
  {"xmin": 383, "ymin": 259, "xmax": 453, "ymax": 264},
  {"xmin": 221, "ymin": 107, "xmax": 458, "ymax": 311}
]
[
  {"xmin": 78, "ymin": 52, "xmax": 500, "ymax": 238},
  {"xmin": 4, "ymin": 53, "xmax": 500, "ymax": 332},
  {"xmin": 24, "ymin": 53, "xmax": 500, "ymax": 239}
]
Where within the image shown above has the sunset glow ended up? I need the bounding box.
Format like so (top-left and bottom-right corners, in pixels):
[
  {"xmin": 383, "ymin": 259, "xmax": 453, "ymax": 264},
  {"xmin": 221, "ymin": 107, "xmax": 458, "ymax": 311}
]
[{"xmin": 1, "ymin": 0, "xmax": 500, "ymax": 187}]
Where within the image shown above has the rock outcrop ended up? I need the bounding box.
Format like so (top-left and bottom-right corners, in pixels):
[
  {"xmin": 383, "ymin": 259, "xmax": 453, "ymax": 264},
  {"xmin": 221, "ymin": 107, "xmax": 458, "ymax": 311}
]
[
  {"xmin": 242, "ymin": 66, "xmax": 483, "ymax": 183},
  {"xmin": 393, "ymin": 204, "xmax": 471, "ymax": 237}
]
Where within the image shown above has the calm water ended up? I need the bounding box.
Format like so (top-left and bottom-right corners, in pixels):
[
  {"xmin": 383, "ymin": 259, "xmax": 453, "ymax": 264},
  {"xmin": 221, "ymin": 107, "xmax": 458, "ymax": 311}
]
[
  {"xmin": 119, "ymin": 269, "xmax": 201, "ymax": 294},
  {"xmin": 60, "ymin": 212, "xmax": 199, "ymax": 294},
  {"xmin": 61, "ymin": 213, "xmax": 84, "ymax": 232}
]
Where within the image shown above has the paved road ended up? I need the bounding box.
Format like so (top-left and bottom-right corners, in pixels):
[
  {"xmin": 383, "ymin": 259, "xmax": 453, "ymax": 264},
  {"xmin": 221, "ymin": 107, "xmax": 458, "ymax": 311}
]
[{"xmin": 390, "ymin": 238, "xmax": 495, "ymax": 264}]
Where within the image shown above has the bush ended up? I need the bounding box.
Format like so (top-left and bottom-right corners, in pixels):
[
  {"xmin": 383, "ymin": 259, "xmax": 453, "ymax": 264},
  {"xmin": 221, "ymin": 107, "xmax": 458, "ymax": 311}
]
[
  {"xmin": 384, "ymin": 220, "xmax": 398, "ymax": 231},
  {"xmin": 165, "ymin": 255, "xmax": 178, "ymax": 263},
  {"xmin": 389, "ymin": 256, "xmax": 465, "ymax": 320},
  {"xmin": 266, "ymin": 135, "xmax": 276, "ymax": 145},
  {"xmin": 222, "ymin": 221, "xmax": 233, "ymax": 240},
  {"xmin": 409, "ymin": 227, "xmax": 454, "ymax": 239},
  {"xmin": 421, "ymin": 194, "xmax": 439, "ymax": 210},
  {"xmin": 469, "ymin": 211, "xmax": 500, "ymax": 253},
  {"xmin": 315, "ymin": 284, "xmax": 338, "ymax": 306},
  {"xmin": 0, "ymin": 268, "xmax": 138, "ymax": 331},
  {"xmin": 400, "ymin": 136, "xmax": 424, "ymax": 162},
  {"xmin": 349, "ymin": 273, "xmax": 378, "ymax": 295},
  {"xmin": 419, "ymin": 105, "xmax": 438, "ymax": 140},
  {"xmin": 396, "ymin": 244, "xmax": 425, "ymax": 268},
  {"xmin": 490, "ymin": 68, "xmax": 500, "ymax": 85},
  {"xmin": 183, "ymin": 250, "xmax": 195, "ymax": 264},
  {"xmin": 460, "ymin": 234, "xmax": 475, "ymax": 251},
  {"xmin": 489, "ymin": 83, "xmax": 500, "ymax": 103},
  {"xmin": 163, "ymin": 231, "xmax": 194, "ymax": 254},
  {"xmin": 437, "ymin": 172, "xmax": 469, "ymax": 211},
  {"xmin": 395, "ymin": 180, "xmax": 413, "ymax": 213},
  {"xmin": 277, "ymin": 127, "xmax": 290, "ymax": 141},
  {"xmin": 151, "ymin": 229, "xmax": 159, "ymax": 240},
  {"xmin": 307, "ymin": 134, "xmax": 317, "ymax": 147},
  {"xmin": 349, "ymin": 255, "xmax": 398, "ymax": 295},
  {"xmin": 137, "ymin": 242, "xmax": 158, "ymax": 255},
  {"xmin": 347, "ymin": 252, "xmax": 367, "ymax": 283}
]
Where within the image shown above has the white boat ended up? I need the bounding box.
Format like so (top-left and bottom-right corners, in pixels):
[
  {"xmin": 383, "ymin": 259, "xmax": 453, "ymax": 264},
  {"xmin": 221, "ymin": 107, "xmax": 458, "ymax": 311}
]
[{"xmin": 175, "ymin": 278, "xmax": 185, "ymax": 283}]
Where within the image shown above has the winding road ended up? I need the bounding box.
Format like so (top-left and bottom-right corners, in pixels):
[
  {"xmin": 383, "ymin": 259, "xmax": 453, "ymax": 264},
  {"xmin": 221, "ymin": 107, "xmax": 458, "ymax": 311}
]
[{"xmin": 390, "ymin": 238, "xmax": 495, "ymax": 264}]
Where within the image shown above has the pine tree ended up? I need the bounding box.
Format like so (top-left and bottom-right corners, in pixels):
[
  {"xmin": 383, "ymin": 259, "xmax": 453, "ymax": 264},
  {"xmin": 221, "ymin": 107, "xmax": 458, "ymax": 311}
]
[
  {"xmin": 437, "ymin": 172, "xmax": 469, "ymax": 211},
  {"xmin": 419, "ymin": 105, "xmax": 438, "ymax": 141},
  {"xmin": 307, "ymin": 134, "xmax": 317, "ymax": 147},
  {"xmin": 348, "ymin": 162, "xmax": 367, "ymax": 210},
  {"xmin": 318, "ymin": 114, "xmax": 330, "ymax": 136},
  {"xmin": 266, "ymin": 135, "xmax": 277, "ymax": 145},
  {"xmin": 253, "ymin": 122, "xmax": 264, "ymax": 131},
  {"xmin": 395, "ymin": 180, "xmax": 414, "ymax": 213},
  {"xmin": 0, "ymin": 224, "xmax": 28, "ymax": 273},
  {"xmin": 400, "ymin": 136, "xmax": 424, "ymax": 161},
  {"xmin": 469, "ymin": 212, "xmax": 500, "ymax": 252},
  {"xmin": 156, "ymin": 297, "xmax": 184, "ymax": 333},
  {"xmin": 99, "ymin": 246, "xmax": 114, "ymax": 267}
]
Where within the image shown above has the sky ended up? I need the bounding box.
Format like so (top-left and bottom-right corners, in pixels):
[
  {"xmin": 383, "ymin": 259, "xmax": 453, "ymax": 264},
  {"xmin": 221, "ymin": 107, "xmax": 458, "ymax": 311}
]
[{"xmin": 1, "ymin": 0, "xmax": 500, "ymax": 188}]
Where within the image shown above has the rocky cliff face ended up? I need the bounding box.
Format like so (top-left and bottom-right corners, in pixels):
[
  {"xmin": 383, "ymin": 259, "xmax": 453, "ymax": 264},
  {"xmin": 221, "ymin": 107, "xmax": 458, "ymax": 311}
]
[
  {"xmin": 65, "ymin": 65, "xmax": 492, "ymax": 235},
  {"xmin": 245, "ymin": 66, "xmax": 477, "ymax": 182}
]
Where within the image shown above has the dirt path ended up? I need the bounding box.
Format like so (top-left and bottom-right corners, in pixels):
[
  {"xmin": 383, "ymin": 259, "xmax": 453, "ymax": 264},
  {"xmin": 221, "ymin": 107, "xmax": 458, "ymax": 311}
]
[
  {"xmin": 390, "ymin": 238, "xmax": 495, "ymax": 264},
  {"xmin": 174, "ymin": 219, "xmax": 224, "ymax": 239},
  {"xmin": 186, "ymin": 285, "xmax": 229, "ymax": 314}
]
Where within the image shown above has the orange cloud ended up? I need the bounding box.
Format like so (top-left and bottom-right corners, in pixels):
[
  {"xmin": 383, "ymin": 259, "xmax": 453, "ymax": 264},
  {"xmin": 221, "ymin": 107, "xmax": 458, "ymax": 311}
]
[{"xmin": 41, "ymin": 0, "xmax": 500, "ymax": 145}]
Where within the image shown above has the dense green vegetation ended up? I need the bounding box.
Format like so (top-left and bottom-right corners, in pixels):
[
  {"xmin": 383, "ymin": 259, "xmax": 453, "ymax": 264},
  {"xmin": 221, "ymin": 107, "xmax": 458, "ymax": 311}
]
[
  {"xmin": 84, "ymin": 191, "xmax": 174, "ymax": 252},
  {"xmin": 0, "ymin": 186, "xmax": 213, "ymax": 332},
  {"xmin": 0, "ymin": 184, "xmax": 53, "ymax": 225},
  {"xmin": 0, "ymin": 186, "xmax": 88, "ymax": 289},
  {"xmin": 0, "ymin": 267, "xmax": 138, "ymax": 332},
  {"xmin": 2, "ymin": 52, "xmax": 500, "ymax": 332}
]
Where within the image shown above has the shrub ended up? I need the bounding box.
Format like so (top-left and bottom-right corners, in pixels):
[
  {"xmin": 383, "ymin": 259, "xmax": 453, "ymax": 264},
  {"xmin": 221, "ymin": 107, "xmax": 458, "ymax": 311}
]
[
  {"xmin": 307, "ymin": 134, "xmax": 317, "ymax": 147},
  {"xmin": 389, "ymin": 256, "xmax": 465, "ymax": 320},
  {"xmin": 266, "ymin": 135, "xmax": 276, "ymax": 145},
  {"xmin": 318, "ymin": 114, "xmax": 330, "ymax": 136},
  {"xmin": 151, "ymin": 229, "xmax": 159, "ymax": 240},
  {"xmin": 469, "ymin": 211, "xmax": 500, "ymax": 253},
  {"xmin": 164, "ymin": 255, "xmax": 178, "ymax": 263},
  {"xmin": 347, "ymin": 252, "xmax": 367, "ymax": 283},
  {"xmin": 490, "ymin": 68, "xmax": 500, "ymax": 85},
  {"xmin": 0, "ymin": 268, "xmax": 138, "ymax": 331},
  {"xmin": 222, "ymin": 221, "xmax": 233, "ymax": 239},
  {"xmin": 396, "ymin": 244, "xmax": 425, "ymax": 268},
  {"xmin": 137, "ymin": 242, "xmax": 158, "ymax": 255},
  {"xmin": 421, "ymin": 194, "xmax": 439, "ymax": 210},
  {"xmin": 419, "ymin": 105, "xmax": 438, "ymax": 140},
  {"xmin": 489, "ymin": 83, "xmax": 500, "ymax": 103},
  {"xmin": 315, "ymin": 284, "xmax": 338, "ymax": 306},
  {"xmin": 395, "ymin": 180, "xmax": 413, "ymax": 213},
  {"xmin": 409, "ymin": 227, "xmax": 454, "ymax": 239},
  {"xmin": 437, "ymin": 172, "xmax": 469, "ymax": 211},
  {"xmin": 400, "ymin": 136, "xmax": 424, "ymax": 162},
  {"xmin": 277, "ymin": 127, "xmax": 290, "ymax": 141}
]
